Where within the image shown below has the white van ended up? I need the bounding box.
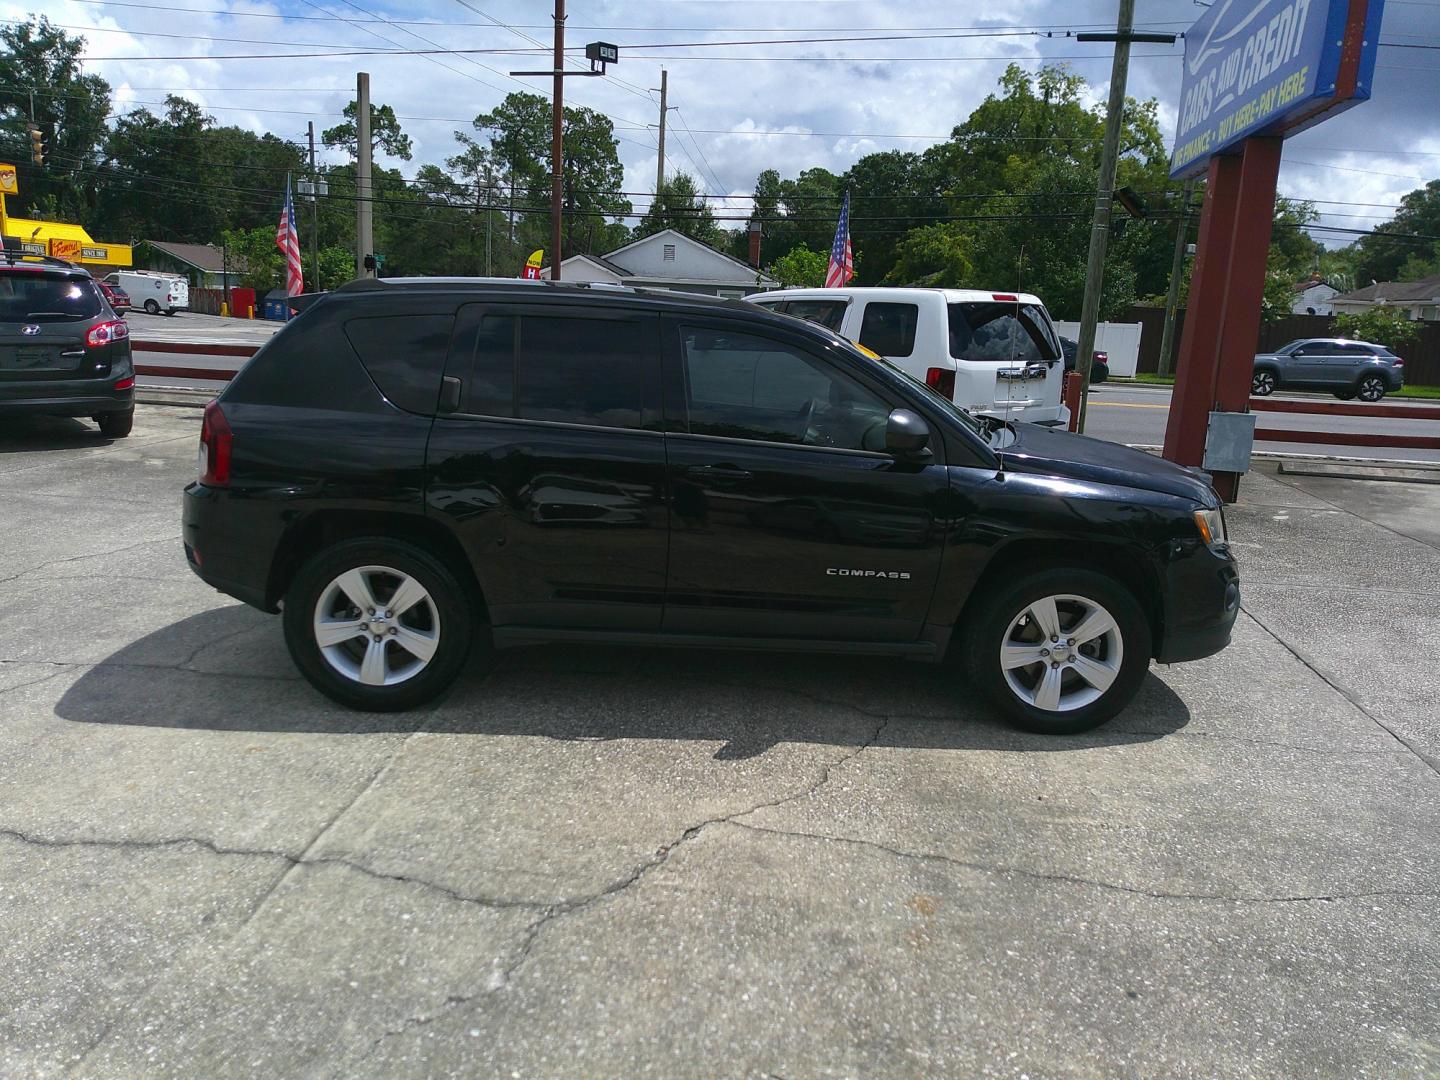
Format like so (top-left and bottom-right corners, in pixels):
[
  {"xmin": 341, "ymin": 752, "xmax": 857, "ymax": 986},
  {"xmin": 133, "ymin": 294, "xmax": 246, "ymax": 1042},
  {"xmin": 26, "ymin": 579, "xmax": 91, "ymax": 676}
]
[
  {"xmin": 749, "ymin": 287, "xmax": 1066, "ymax": 426},
  {"xmin": 105, "ymin": 270, "xmax": 189, "ymax": 316}
]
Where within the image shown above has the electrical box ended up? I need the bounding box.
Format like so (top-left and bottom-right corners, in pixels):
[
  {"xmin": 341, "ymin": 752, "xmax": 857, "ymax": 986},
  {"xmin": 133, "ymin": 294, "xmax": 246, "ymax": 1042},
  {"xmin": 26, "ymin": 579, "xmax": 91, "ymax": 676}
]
[{"xmin": 1203, "ymin": 411, "xmax": 1256, "ymax": 473}]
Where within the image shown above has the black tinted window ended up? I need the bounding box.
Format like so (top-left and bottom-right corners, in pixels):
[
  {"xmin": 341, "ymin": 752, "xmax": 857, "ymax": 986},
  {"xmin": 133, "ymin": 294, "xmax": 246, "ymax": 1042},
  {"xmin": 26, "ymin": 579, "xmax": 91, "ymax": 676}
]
[
  {"xmin": 785, "ymin": 299, "xmax": 848, "ymax": 331},
  {"xmin": 518, "ymin": 316, "xmax": 644, "ymax": 429},
  {"xmin": 859, "ymin": 303, "xmax": 918, "ymax": 358},
  {"xmin": 681, "ymin": 326, "xmax": 890, "ymax": 452},
  {"xmin": 948, "ymin": 303, "xmax": 1057, "ymax": 363},
  {"xmin": 344, "ymin": 314, "xmax": 453, "ymax": 414},
  {"xmin": 0, "ymin": 272, "xmax": 101, "ymax": 321},
  {"xmin": 224, "ymin": 306, "xmax": 381, "ymax": 412},
  {"xmin": 454, "ymin": 313, "xmax": 515, "ymax": 416}
]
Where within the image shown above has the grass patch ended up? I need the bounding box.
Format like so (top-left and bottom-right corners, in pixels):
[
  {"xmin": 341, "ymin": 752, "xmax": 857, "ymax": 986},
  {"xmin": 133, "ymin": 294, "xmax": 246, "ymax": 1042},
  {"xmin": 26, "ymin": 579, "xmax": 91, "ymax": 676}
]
[
  {"xmin": 1127, "ymin": 373, "xmax": 1175, "ymax": 385},
  {"xmin": 1396, "ymin": 384, "xmax": 1440, "ymax": 400}
]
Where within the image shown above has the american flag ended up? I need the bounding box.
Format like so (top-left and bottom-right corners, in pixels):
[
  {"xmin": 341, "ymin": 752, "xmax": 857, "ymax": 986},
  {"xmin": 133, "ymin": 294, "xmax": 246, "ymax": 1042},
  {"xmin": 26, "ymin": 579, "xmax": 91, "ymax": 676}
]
[
  {"xmin": 825, "ymin": 191, "xmax": 854, "ymax": 289},
  {"xmin": 276, "ymin": 177, "xmax": 303, "ymax": 297}
]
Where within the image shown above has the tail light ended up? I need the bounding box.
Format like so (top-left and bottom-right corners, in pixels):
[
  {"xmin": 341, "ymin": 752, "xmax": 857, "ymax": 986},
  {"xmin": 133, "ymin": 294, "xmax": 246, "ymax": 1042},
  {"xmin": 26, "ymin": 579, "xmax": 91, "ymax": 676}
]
[
  {"xmin": 199, "ymin": 401, "xmax": 233, "ymax": 486},
  {"xmin": 86, "ymin": 320, "xmax": 129, "ymax": 347},
  {"xmin": 992, "ymin": 293, "xmax": 1018, "ymax": 302},
  {"xmin": 114, "ymin": 376, "xmax": 135, "ymax": 390},
  {"xmin": 1393, "ymin": 358, "xmax": 1404, "ymax": 367},
  {"xmin": 925, "ymin": 367, "xmax": 956, "ymax": 399},
  {"xmin": 1094, "ymin": 351, "xmax": 1108, "ymax": 364}
]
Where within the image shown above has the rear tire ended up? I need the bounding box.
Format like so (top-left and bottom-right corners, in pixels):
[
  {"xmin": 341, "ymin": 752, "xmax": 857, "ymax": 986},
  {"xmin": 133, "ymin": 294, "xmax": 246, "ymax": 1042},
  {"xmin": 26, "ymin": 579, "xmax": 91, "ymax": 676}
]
[
  {"xmin": 1357, "ymin": 374, "xmax": 1386, "ymax": 402},
  {"xmin": 1334, "ymin": 389, "xmax": 1356, "ymax": 401},
  {"xmin": 1251, "ymin": 370, "xmax": 1276, "ymax": 396},
  {"xmin": 962, "ymin": 568, "xmax": 1152, "ymax": 735},
  {"xmin": 143, "ymin": 299, "xmax": 160, "ymax": 315},
  {"xmin": 282, "ymin": 537, "xmax": 474, "ymax": 712},
  {"xmin": 97, "ymin": 408, "xmax": 134, "ymax": 438}
]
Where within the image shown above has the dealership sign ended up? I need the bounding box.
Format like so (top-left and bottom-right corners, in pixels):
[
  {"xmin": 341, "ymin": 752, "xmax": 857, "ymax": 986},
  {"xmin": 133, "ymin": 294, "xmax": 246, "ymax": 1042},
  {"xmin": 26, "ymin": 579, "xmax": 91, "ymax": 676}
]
[{"xmin": 1171, "ymin": 0, "xmax": 1386, "ymax": 178}]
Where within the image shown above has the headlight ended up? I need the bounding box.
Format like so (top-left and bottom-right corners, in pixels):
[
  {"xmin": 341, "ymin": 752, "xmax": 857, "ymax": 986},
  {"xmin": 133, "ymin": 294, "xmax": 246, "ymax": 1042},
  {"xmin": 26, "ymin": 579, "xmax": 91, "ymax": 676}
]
[{"xmin": 1193, "ymin": 507, "xmax": 1227, "ymax": 547}]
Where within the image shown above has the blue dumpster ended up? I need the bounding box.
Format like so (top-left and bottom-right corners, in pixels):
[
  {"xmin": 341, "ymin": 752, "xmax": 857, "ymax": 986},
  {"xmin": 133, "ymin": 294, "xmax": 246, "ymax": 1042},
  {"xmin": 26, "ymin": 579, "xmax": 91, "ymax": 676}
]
[{"xmin": 262, "ymin": 289, "xmax": 291, "ymax": 321}]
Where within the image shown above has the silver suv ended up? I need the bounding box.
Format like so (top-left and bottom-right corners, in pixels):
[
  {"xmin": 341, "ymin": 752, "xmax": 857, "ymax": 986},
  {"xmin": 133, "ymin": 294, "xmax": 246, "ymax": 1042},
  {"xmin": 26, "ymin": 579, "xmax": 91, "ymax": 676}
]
[{"xmin": 1251, "ymin": 338, "xmax": 1405, "ymax": 402}]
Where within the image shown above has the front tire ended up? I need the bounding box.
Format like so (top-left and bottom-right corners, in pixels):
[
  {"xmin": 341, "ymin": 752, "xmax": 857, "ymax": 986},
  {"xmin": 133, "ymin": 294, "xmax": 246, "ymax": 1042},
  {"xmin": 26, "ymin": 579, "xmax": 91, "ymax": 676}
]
[
  {"xmin": 97, "ymin": 408, "xmax": 134, "ymax": 438},
  {"xmin": 282, "ymin": 538, "xmax": 474, "ymax": 711},
  {"xmin": 1357, "ymin": 374, "xmax": 1386, "ymax": 402},
  {"xmin": 963, "ymin": 569, "xmax": 1152, "ymax": 735},
  {"xmin": 1251, "ymin": 370, "xmax": 1277, "ymax": 396}
]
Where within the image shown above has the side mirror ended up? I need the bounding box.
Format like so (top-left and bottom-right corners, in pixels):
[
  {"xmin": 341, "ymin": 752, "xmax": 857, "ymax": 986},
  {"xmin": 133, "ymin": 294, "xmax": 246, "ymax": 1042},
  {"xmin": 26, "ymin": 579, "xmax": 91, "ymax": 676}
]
[{"xmin": 885, "ymin": 408, "xmax": 931, "ymax": 456}]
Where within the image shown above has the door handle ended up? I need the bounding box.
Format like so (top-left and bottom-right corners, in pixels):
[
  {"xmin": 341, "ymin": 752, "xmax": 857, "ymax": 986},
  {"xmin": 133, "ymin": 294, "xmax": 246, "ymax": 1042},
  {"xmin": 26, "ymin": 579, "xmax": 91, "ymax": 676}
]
[
  {"xmin": 438, "ymin": 375, "xmax": 462, "ymax": 413},
  {"xmin": 684, "ymin": 464, "xmax": 752, "ymax": 485}
]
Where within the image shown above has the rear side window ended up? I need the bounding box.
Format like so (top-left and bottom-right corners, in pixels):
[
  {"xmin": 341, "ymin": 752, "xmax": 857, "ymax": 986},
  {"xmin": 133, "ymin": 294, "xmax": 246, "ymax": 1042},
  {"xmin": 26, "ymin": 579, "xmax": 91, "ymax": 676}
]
[
  {"xmin": 858, "ymin": 303, "xmax": 918, "ymax": 358},
  {"xmin": 948, "ymin": 303, "xmax": 1058, "ymax": 363},
  {"xmin": 518, "ymin": 316, "xmax": 644, "ymax": 428},
  {"xmin": 450, "ymin": 309, "xmax": 648, "ymax": 430},
  {"xmin": 0, "ymin": 272, "xmax": 102, "ymax": 321},
  {"xmin": 784, "ymin": 299, "xmax": 848, "ymax": 332},
  {"xmin": 344, "ymin": 314, "xmax": 454, "ymax": 414}
]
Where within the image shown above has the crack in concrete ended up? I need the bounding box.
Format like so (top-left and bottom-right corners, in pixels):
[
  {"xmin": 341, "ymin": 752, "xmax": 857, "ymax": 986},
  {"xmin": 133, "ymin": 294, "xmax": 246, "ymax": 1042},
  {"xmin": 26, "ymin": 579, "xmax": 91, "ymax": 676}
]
[
  {"xmin": 355, "ymin": 716, "xmax": 893, "ymax": 1063},
  {"xmin": 724, "ymin": 821, "xmax": 1440, "ymax": 906},
  {"xmin": 1238, "ymin": 608, "xmax": 1440, "ymax": 780},
  {"xmin": 0, "ymin": 534, "xmax": 181, "ymax": 588},
  {"xmin": 0, "ymin": 827, "xmax": 543, "ymax": 912}
]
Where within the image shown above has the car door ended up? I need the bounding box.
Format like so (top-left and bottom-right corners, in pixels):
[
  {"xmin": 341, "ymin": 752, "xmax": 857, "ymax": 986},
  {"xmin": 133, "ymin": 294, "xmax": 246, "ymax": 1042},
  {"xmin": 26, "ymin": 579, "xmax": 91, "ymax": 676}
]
[
  {"xmin": 1287, "ymin": 341, "xmax": 1335, "ymax": 384},
  {"xmin": 660, "ymin": 316, "xmax": 948, "ymax": 641},
  {"xmin": 1332, "ymin": 343, "xmax": 1375, "ymax": 386},
  {"xmin": 425, "ymin": 302, "xmax": 669, "ymax": 630}
]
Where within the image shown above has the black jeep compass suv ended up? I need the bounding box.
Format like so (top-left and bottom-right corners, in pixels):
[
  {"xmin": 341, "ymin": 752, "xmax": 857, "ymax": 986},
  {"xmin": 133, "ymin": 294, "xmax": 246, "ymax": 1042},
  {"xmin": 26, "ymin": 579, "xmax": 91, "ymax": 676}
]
[{"xmin": 182, "ymin": 278, "xmax": 1238, "ymax": 734}]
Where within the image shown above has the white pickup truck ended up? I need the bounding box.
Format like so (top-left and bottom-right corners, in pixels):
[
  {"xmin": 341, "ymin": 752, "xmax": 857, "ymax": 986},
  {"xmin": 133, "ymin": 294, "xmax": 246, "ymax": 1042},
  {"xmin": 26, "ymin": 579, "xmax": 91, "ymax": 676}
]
[
  {"xmin": 748, "ymin": 287, "xmax": 1067, "ymax": 426},
  {"xmin": 105, "ymin": 270, "xmax": 189, "ymax": 316}
]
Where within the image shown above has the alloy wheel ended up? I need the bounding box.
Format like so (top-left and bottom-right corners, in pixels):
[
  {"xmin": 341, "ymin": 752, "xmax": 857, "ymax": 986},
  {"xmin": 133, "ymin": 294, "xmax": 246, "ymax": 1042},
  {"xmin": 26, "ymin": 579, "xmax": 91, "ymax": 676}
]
[
  {"xmin": 999, "ymin": 594, "xmax": 1124, "ymax": 713},
  {"xmin": 1358, "ymin": 376, "xmax": 1385, "ymax": 402},
  {"xmin": 312, "ymin": 565, "xmax": 440, "ymax": 686},
  {"xmin": 1252, "ymin": 371, "xmax": 1275, "ymax": 395}
]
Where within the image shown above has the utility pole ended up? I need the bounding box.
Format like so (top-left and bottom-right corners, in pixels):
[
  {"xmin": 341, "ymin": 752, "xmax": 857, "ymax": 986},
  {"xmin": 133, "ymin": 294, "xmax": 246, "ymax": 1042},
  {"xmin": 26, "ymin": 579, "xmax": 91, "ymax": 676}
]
[
  {"xmin": 307, "ymin": 121, "xmax": 319, "ymax": 291},
  {"xmin": 356, "ymin": 71, "xmax": 373, "ymax": 279},
  {"xmin": 1070, "ymin": 4, "xmax": 1176, "ymax": 432},
  {"xmin": 1157, "ymin": 179, "xmax": 1196, "ymax": 378},
  {"xmin": 655, "ymin": 68, "xmax": 668, "ymax": 195},
  {"xmin": 550, "ymin": 0, "xmax": 565, "ymax": 280},
  {"xmin": 483, "ymin": 164, "xmax": 494, "ymax": 276}
]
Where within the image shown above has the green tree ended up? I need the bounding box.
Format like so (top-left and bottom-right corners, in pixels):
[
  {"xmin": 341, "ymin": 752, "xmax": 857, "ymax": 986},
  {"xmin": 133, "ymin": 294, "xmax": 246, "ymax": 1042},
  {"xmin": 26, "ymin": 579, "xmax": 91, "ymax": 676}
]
[
  {"xmin": 1352, "ymin": 180, "xmax": 1440, "ymax": 285},
  {"xmin": 323, "ymin": 100, "xmax": 413, "ymax": 162},
  {"xmin": 220, "ymin": 225, "xmax": 282, "ymax": 291},
  {"xmin": 1332, "ymin": 307, "xmax": 1423, "ymax": 349},
  {"xmin": 884, "ymin": 224, "xmax": 973, "ymax": 287},
  {"xmin": 636, "ymin": 173, "xmax": 719, "ymax": 244},
  {"xmin": 0, "ymin": 17, "xmax": 111, "ymax": 222},
  {"xmin": 770, "ymin": 244, "xmax": 827, "ymax": 288}
]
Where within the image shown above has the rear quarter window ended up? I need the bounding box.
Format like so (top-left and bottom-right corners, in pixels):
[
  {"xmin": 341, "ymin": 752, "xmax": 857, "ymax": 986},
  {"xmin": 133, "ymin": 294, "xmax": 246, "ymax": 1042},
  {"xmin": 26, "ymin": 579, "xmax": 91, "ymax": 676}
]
[
  {"xmin": 224, "ymin": 304, "xmax": 384, "ymax": 412},
  {"xmin": 344, "ymin": 313, "xmax": 454, "ymax": 414}
]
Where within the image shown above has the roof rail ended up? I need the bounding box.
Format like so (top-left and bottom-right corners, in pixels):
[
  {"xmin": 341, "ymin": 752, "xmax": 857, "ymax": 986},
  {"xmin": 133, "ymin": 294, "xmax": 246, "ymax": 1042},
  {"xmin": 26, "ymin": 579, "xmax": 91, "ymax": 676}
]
[{"xmin": 0, "ymin": 251, "xmax": 89, "ymax": 273}]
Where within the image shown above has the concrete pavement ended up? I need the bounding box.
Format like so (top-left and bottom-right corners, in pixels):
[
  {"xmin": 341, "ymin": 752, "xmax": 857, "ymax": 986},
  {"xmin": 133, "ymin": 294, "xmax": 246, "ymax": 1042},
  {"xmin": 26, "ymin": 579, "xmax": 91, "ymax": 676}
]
[{"xmin": 1, "ymin": 406, "xmax": 1437, "ymax": 1077}]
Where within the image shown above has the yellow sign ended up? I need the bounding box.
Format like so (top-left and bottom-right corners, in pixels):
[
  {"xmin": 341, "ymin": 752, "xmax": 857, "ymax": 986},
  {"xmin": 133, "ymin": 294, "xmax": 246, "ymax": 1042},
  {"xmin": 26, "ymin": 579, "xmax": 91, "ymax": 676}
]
[
  {"xmin": 0, "ymin": 164, "xmax": 16, "ymax": 194},
  {"xmin": 51, "ymin": 238, "xmax": 83, "ymax": 260}
]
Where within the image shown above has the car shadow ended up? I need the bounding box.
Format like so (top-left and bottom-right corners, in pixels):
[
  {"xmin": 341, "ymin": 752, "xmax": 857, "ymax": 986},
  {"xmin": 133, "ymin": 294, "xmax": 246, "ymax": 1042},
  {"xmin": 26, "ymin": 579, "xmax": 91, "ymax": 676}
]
[
  {"xmin": 0, "ymin": 414, "xmax": 113, "ymax": 453},
  {"xmin": 54, "ymin": 606, "xmax": 1192, "ymax": 759}
]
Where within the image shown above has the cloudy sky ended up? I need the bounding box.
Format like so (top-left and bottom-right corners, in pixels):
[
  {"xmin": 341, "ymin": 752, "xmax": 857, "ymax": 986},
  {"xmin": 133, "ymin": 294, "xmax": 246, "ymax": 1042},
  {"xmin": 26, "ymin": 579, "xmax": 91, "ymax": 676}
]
[{"xmin": 10, "ymin": 0, "xmax": 1440, "ymax": 242}]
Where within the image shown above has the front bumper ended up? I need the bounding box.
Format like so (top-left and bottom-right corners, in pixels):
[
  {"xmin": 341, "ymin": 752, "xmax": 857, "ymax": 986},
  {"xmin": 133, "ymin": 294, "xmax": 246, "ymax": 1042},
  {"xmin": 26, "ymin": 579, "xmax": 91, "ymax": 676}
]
[{"xmin": 1155, "ymin": 542, "xmax": 1240, "ymax": 664}]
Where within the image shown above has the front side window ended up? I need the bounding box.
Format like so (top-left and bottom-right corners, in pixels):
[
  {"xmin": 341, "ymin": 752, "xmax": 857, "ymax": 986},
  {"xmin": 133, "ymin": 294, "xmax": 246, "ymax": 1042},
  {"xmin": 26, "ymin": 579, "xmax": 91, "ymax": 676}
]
[
  {"xmin": 680, "ymin": 326, "xmax": 890, "ymax": 452},
  {"xmin": 859, "ymin": 302, "xmax": 919, "ymax": 358},
  {"xmin": 948, "ymin": 303, "xmax": 1058, "ymax": 364}
]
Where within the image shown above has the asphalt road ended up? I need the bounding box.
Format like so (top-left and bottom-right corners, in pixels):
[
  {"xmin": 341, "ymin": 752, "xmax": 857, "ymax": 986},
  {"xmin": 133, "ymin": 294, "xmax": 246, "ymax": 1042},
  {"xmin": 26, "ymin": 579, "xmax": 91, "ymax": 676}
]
[
  {"xmin": 1082, "ymin": 382, "xmax": 1440, "ymax": 463},
  {"xmin": 126, "ymin": 309, "xmax": 282, "ymax": 346},
  {"xmin": 1, "ymin": 405, "xmax": 1437, "ymax": 1077}
]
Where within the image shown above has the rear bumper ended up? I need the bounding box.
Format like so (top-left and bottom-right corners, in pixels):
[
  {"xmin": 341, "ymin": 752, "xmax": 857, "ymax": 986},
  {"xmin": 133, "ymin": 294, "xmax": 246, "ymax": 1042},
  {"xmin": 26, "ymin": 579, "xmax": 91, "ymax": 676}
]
[
  {"xmin": 0, "ymin": 382, "xmax": 134, "ymax": 417},
  {"xmin": 182, "ymin": 481, "xmax": 279, "ymax": 612}
]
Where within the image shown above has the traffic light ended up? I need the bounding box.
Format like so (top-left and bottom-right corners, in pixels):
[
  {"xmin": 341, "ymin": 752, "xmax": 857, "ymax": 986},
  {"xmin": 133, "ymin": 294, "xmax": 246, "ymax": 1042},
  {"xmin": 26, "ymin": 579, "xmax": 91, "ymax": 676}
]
[
  {"xmin": 27, "ymin": 126, "xmax": 46, "ymax": 166},
  {"xmin": 363, "ymin": 253, "xmax": 376, "ymax": 271}
]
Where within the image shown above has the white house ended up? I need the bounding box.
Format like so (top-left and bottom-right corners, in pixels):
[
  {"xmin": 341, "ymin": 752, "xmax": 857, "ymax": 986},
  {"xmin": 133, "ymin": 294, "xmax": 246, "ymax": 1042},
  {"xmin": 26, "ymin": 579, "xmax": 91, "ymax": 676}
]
[
  {"xmin": 1331, "ymin": 273, "xmax": 1440, "ymax": 322},
  {"xmin": 1290, "ymin": 277, "xmax": 1339, "ymax": 316},
  {"xmin": 544, "ymin": 229, "xmax": 777, "ymax": 297}
]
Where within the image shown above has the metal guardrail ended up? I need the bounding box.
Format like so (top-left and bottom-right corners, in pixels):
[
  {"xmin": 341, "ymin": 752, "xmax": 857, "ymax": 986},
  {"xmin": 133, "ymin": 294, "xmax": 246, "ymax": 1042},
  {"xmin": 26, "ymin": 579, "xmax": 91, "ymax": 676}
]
[{"xmin": 1250, "ymin": 397, "xmax": 1440, "ymax": 452}]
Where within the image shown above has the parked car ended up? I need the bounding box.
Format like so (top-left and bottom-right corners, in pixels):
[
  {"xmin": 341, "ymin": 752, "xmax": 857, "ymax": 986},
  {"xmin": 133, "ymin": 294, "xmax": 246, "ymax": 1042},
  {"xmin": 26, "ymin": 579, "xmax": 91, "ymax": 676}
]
[
  {"xmin": 0, "ymin": 255, "xmax": 135, "ymax": 437},
  {"xmin": 748, "ymin": 288, "xmax": 1068, "ymax": 426},
  {"xmin": 104, "ymin": 270, "xmax": 188, "ymax": 315},
  {"xmin": 97, "ymin": 280, "xmax": 131, "ymax": 315},
  {"xmin": 182, "ymin": 279, "xmax": 1239, "ymax": 734},
  {"xmin": 1251, "ymin": 338, "xmax": 1404, "ymax": 401},
  {"xmin": 1059, "ymin": 336, "xmax": 1109, "ymax": 383}
]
